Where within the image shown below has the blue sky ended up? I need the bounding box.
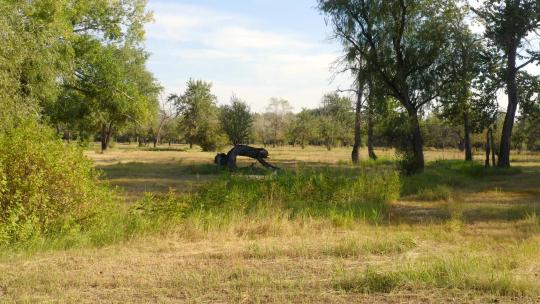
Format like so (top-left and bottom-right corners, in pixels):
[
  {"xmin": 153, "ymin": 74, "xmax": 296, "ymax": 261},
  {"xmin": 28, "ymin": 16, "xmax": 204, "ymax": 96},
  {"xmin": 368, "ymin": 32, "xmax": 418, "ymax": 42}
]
[
  {"xmin": 144, "ymin": 0, "xmax": 351, "ymax": 112},
  {"xmin": 144, "ymin": 1, "xmax": 539, "ymax": 113}
]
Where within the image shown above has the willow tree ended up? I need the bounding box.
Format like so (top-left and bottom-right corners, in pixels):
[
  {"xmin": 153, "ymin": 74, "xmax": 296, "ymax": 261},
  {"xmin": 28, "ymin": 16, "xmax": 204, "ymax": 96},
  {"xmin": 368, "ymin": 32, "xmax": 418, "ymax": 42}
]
[
  {"xmin": 472, "ymin": 0, "xmax": 540, "ymax": 167},
  {"xmin": 319, "ymin": 0, "xmax": 463, "ymax": 173}
]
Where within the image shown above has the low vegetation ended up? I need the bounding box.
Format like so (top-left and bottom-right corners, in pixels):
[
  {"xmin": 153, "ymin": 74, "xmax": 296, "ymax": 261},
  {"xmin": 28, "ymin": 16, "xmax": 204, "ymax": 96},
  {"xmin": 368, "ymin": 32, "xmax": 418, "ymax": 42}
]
[{"xmin": 1, "ymin": 147, "xmax": 539, "ymax": 302}]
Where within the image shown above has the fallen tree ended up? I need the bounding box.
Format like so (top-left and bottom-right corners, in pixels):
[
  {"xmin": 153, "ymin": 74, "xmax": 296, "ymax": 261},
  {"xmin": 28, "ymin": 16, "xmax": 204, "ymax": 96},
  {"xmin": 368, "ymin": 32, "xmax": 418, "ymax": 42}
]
[{"xmin": 214, "ymin": 145, "xmax": 279, "ymax": 171}]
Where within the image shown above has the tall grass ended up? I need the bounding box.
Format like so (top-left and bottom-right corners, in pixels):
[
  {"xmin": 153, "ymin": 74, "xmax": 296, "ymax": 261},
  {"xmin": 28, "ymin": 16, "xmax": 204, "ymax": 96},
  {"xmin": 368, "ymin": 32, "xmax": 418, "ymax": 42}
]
[{"xmin": 138, "ymin": 168, "xmax": 401, "ymax": 230}]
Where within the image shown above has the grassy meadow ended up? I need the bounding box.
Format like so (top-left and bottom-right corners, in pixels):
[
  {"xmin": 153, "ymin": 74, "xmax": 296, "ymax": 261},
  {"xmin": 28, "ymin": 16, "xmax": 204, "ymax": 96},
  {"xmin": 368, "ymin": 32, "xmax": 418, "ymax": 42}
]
[{"xmin": 1, "ymin": 144, "xmax": 540, "ymax": 303}]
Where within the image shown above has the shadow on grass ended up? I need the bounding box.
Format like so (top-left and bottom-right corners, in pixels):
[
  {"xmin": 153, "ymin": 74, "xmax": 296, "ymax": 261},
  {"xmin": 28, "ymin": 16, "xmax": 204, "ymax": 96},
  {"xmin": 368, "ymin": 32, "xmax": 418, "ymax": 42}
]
[
  {"xmin": 400, "ymin": 160, "xmax": 522, "ymax": 197},
  {"xmin": 392, "ymin": 160, "xmax": 540, "ymax": 225}
]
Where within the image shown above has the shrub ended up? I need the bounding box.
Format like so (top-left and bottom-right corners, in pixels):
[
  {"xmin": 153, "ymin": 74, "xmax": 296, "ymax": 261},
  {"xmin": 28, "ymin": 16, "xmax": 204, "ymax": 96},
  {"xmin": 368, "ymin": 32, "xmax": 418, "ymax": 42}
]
[{"xmin": 0, "ymin": 122, "xmax": 116, "ymax": 246}]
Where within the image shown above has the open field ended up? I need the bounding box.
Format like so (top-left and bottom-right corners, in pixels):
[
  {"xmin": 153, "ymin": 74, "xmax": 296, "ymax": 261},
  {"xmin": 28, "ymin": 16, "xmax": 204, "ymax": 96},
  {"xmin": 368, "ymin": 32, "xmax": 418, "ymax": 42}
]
[{"xmin": 1, "ymin": 145, "xmax": 540, "ymax": 303}]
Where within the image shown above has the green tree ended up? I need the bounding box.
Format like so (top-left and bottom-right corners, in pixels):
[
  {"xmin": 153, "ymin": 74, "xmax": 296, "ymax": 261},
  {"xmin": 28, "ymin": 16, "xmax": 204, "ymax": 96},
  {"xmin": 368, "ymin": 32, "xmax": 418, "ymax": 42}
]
[
  {"xmin": 170, "ymin": 80, "xmax": 224, "ymax": 151},
  {"xmin": 287, "ymin": 109, "xmax": 318, "ymax": 149},
  {"xmin": 61, "ymin": 40, "xmax": 160, "ymax": 151},
  {"xmin": 437, "ymin": 20, "xmax": 493, "ymax": 161},
  {"xmin": 220, "ymin": 96, "xmax": 254, "ymax": 145},
  {"xmin": 515, "ymin": 72, "xmax": 540, "ymax": 150},
  {"xmin": 472, "ymin": 0, "xmax": 540, "ymax": 167},
  {"xmin": 319, "ymin": 0, "xmax": 463, "ymax": 173},
  {"xmin": 318, "ymin": 93, "xmax": 354, "ymax": 151}
]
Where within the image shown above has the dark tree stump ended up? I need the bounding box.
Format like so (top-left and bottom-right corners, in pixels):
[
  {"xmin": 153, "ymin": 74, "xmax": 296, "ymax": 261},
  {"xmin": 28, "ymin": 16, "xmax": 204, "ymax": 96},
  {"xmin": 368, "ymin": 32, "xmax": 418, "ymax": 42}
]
[{"xmin": 214, "ymin": 145, "xmax": 279, "ymax": 171}]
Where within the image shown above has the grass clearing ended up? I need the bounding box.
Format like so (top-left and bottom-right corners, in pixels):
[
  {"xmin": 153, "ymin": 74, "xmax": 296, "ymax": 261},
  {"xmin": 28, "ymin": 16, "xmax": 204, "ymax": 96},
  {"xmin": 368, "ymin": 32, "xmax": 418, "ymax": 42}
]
[{"xmin": 1, "ymin": 145, "xmax": 540, "ymax": 303}]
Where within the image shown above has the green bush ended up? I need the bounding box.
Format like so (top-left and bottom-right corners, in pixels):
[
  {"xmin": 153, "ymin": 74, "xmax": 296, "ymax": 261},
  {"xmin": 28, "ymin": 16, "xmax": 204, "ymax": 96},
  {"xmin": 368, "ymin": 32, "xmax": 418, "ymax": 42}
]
[{"xmin": 0, "ymin": 122, "xmax": 116, "ymax": 246}]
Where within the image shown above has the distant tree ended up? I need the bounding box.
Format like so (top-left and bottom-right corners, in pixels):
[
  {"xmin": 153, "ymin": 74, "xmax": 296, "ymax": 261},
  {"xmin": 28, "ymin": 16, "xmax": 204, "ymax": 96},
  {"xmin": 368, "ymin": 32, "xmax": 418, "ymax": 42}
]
[
  {"xmin": 318, "ymin": 93, "xmax": 354, "ymax": 151},
  {"xmin": 472, "ymin": 0, "xmax": 540, "ymax": 167},
  {"xmin": 220, "ymin": 95, "xmax": 254, "ymax": 145},
  {"xmin": 149, "ymin": 97, "xmax": 176, "ymax": 148},
  {"xmin": 286, "ymin": 109, "xmax": 318, "ymax": 148},
  {"xmin": 169, "ymin": 79, "xmax": 225, "ymax": 151},
  {"xmin": 160, "ymin": 116, "xmax": 183, "ymax": 146},
  {"xmin": 252, "ymin": 113, "xmax": 271, "ymax": 146},
  {"xmin": 265, "ymin": 98, "xmax": 293, "ymax": 147}
]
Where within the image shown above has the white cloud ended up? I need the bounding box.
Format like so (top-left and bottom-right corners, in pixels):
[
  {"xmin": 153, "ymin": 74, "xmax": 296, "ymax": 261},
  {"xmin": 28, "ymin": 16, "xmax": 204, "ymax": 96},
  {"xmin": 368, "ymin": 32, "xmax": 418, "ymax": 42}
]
[{"xmin": 145, "ymin": 1, "xmax": 352, "ymax": 112}]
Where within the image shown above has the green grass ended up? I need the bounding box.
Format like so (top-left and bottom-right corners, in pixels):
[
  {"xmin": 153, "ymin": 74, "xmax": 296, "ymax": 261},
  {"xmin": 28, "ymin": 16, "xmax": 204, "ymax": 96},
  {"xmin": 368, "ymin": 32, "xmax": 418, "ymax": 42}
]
[
  {"xmin": 133, "ymin": 167, "xmax": 401, "ymax": 230},
  {"xmin": 401, "ymin": 160, "xmax": 521, "ymax": 197},
  {"xmin": 2, "ymin": 159, "xmax": 531, "ymax": 254},
  {"xmin": 335, "ymin": 253, "xmax": 534, "ymax": 296},
  {"xmin": 3, "ymin": 151, "xmax": 540, "ymax": 302}
]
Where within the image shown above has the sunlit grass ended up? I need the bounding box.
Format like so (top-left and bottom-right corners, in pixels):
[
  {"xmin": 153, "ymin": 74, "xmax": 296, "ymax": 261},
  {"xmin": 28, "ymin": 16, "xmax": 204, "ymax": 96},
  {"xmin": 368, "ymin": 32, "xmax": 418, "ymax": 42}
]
[{"xmin": 2, "ymin": 146, "xmax": 540, "ymax": 302}]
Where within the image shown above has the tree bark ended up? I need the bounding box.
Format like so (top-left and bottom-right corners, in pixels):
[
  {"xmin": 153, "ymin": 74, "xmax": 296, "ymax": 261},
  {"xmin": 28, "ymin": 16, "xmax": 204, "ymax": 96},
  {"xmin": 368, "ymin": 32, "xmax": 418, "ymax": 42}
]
[
  {"xmin": 490, "ymin": 128, "xmax": 496, "ymax": 167},
  {"xmin": 352, "ymin": 74, "xmax": 364, "ymax": 164},
  {"xmin": 101, "ymin": 124, "xmax": 108, "ymax": 152},
  {"xmin": 485, "ymin": 129, "xmax": 491, "ymax": 167},
  {"xmin": 101, "ymin": 122, "xmax": 113, "ymax": 152},
  {"xmin": 408, "ymin": 109, "xmax": 425, "ymax": 172},
  {"xmin": 463, "ymin": 111, "xmax": 472, "ymax": 161},
  {"xmin": 367, "ymin": 94, "xmax": 377, "ymax": 161},
  {"xmin": 214, "ymin": 145, "xmax": 279, "ymax": 171},
  {"xmin": 498, "ymin": 47, "xmax": 518, "ymax": 168}
]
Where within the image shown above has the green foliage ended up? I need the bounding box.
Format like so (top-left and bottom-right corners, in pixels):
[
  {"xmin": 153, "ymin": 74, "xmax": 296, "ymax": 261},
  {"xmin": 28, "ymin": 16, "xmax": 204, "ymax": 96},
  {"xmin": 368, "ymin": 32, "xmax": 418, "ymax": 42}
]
[
  {"xmin": 220, "ymin": 96, "xmax": 254, "ymax": 145},
  {"xmin": 286, "ymin": 109, "xmax": 318, "ymax": 148},
  {"xmin": 53, "ymin": 38, "xmax": 161, "ymax": 150},
  {"xmin": 170, "ymin": 79, "xmax": 226, "ymax": 151},
  {"xmin": 320, "ymin": 0, "xmax": 467, "ymax": 172},
  {"xmin": 318, "ymin": 93, "xmax": 354, "ymax": 150},
  {"xmin": 0, "ymin": 122, "xmax": 116, "ymax": 246}
]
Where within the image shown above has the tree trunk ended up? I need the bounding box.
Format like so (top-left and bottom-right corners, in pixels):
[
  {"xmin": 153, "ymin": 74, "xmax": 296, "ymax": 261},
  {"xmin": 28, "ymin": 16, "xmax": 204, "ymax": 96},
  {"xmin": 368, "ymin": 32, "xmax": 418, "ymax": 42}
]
[
  {"xmin": 367, "ymin": 96, "xmax": 377, "ymax": 161},
  {"xmin": 100, "ymin": 122, "xmax": 114, "ymax": 152},
  {"xmin": 490, "ymin": 129, "xmax": 496, "ymax": 167},
  {"xmin": 409, "ymin": 111, "xmax": 425, "ymax": 172},
  {"xmin": 189, "ymin": 142, "xmax": 193, "ymax": 149},
  {"xmin": 215, "ymin": 145, "xmax": 279, "ymax": 170},
  {"xmin": 485, "ymin": 129, "xmax": 491, "ymax": 167},
  {"xmin": 498, "ymin": 47, "xmax": 518, "ymax": 168},
  {"xmin": 101, "ymin": 123, "xmax": 108, "ymax": 152},
  {"xmin": 352, "ymin": 75, "xmax": 364, "ymax": 164},
  {"xmin": 463, "ymin": 111, "xmax": 472, "ymax": 161}
]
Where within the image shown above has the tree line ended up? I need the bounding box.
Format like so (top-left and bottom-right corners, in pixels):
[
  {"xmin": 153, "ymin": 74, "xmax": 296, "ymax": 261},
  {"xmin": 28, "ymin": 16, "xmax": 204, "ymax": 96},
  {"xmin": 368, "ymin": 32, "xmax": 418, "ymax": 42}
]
[
  {"xmin": 2, "ymin": 0, "xmax": 539, "ymax": 175},
  {"xmin": 100, "ymin": 77, "xmax": 539, "ymax": 164},
  {"xmin": 318, "ymin": 0, "xmax": 540, "ymax": 172}
]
